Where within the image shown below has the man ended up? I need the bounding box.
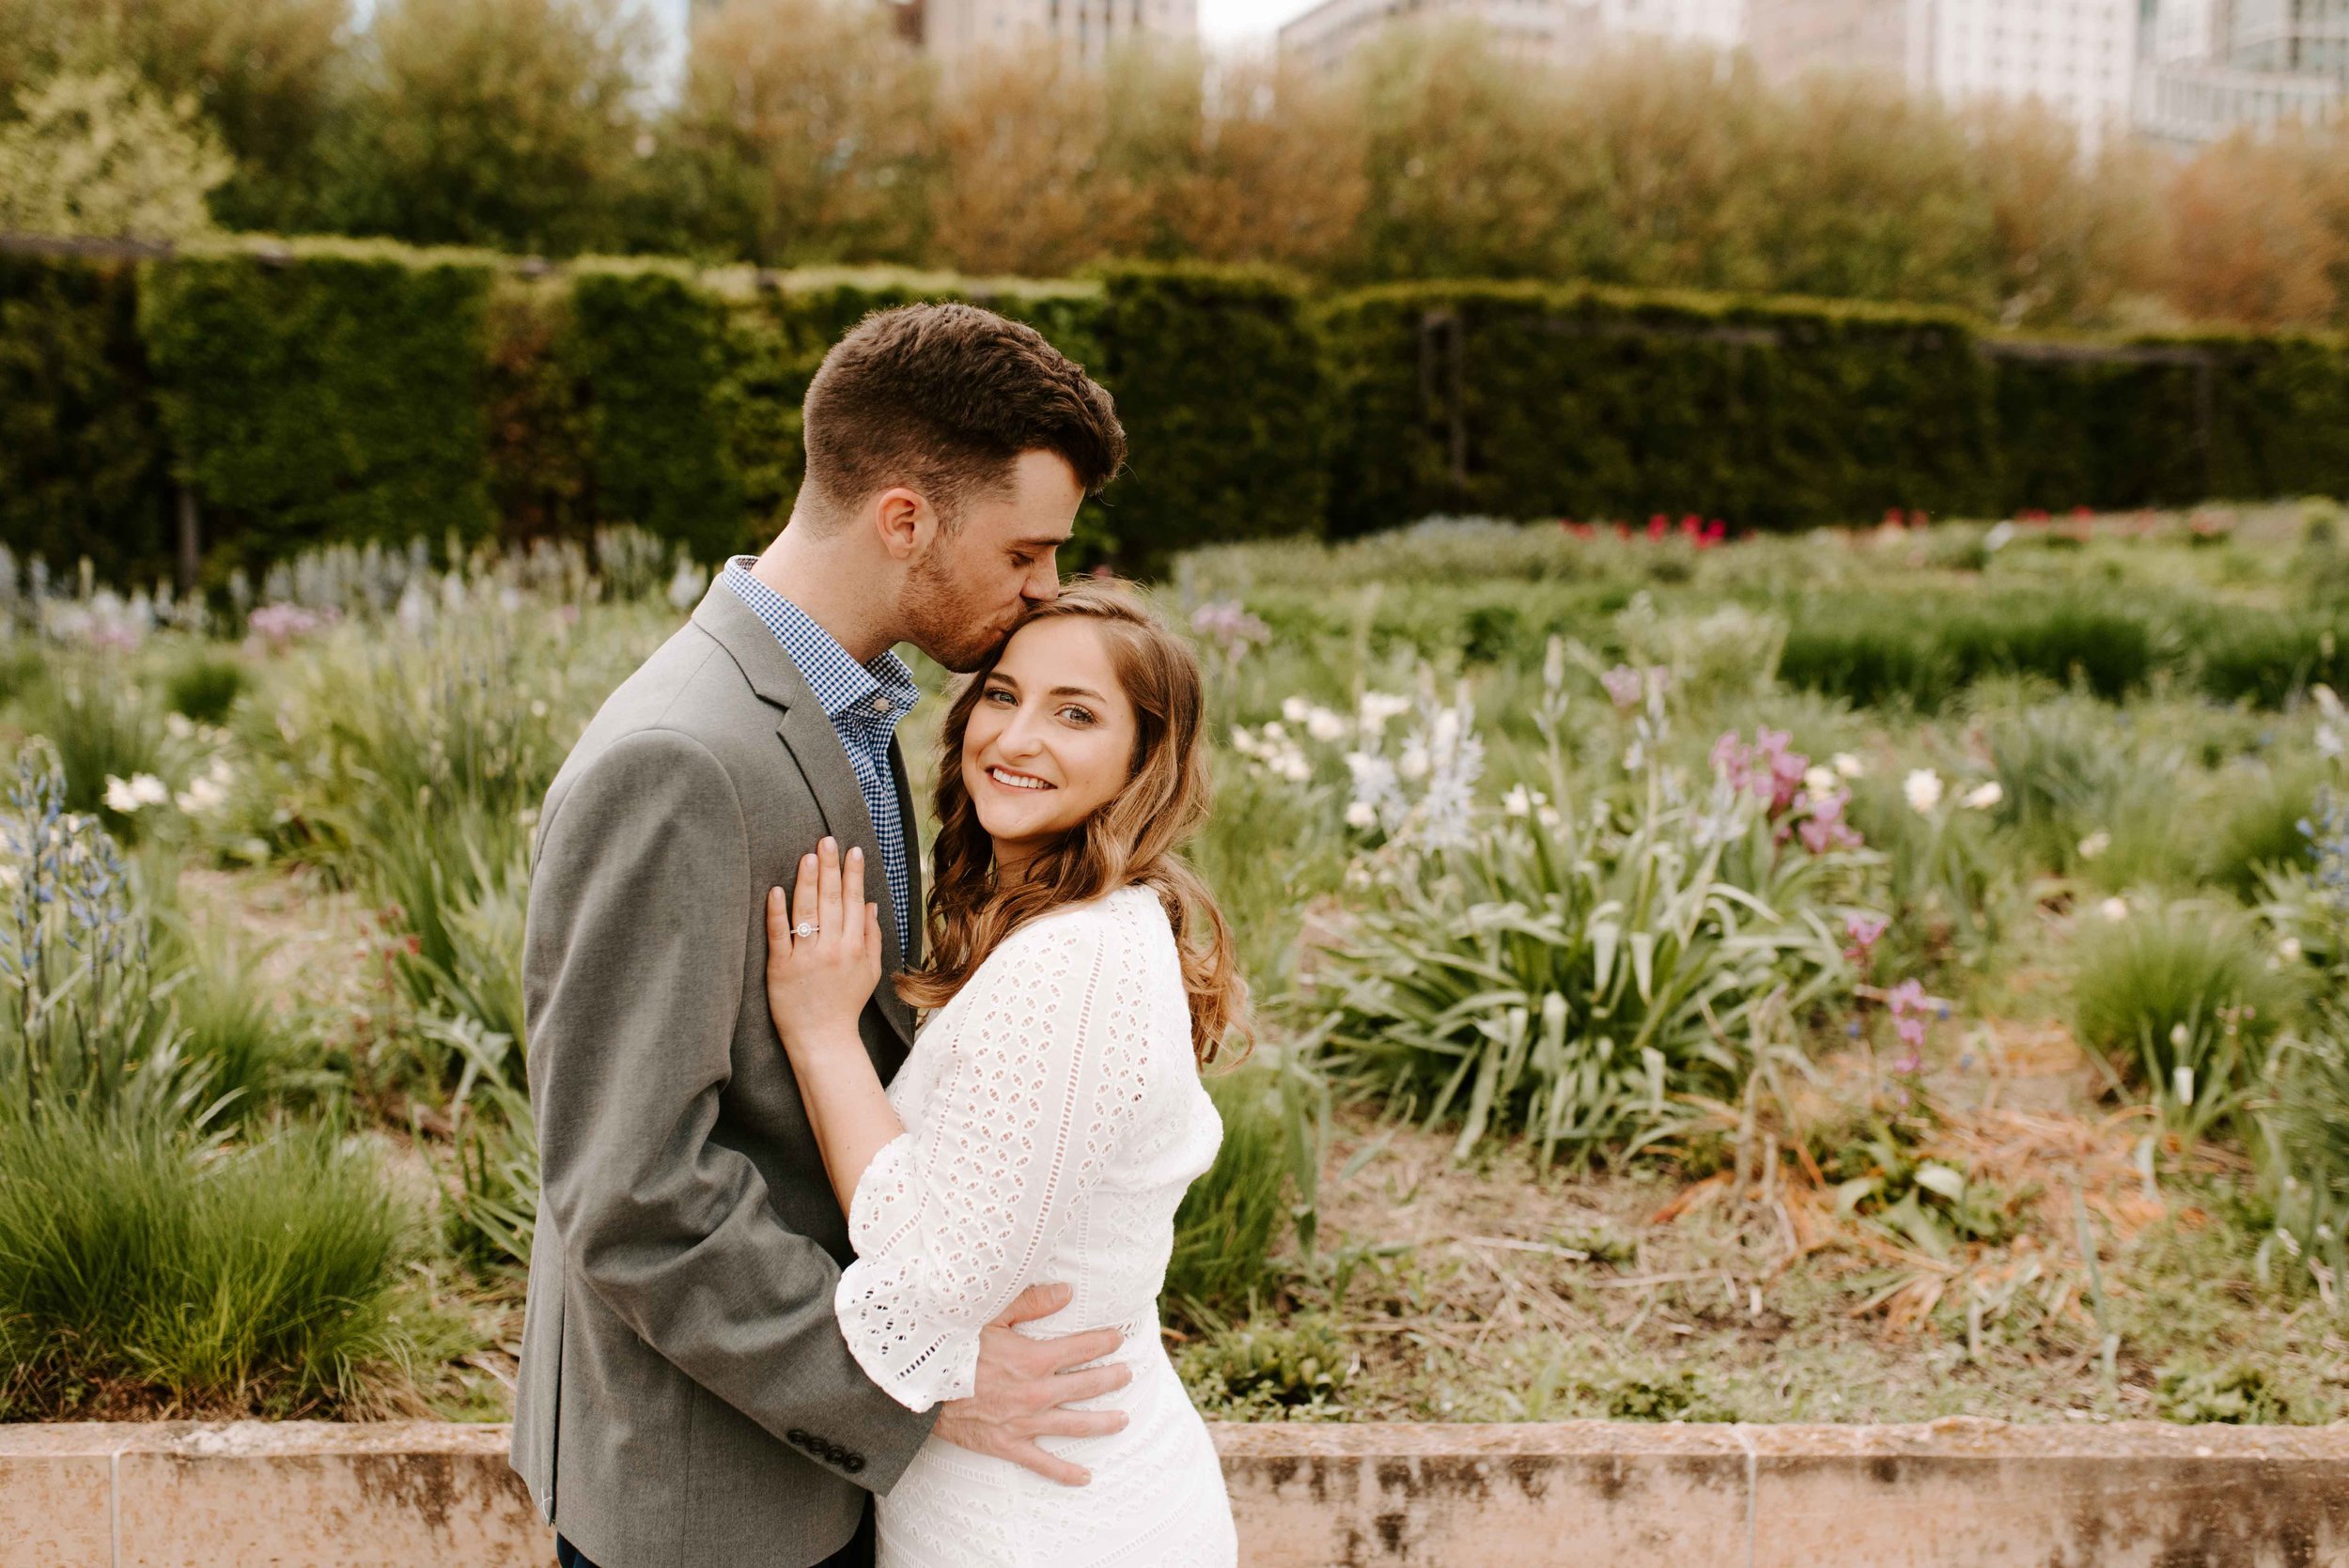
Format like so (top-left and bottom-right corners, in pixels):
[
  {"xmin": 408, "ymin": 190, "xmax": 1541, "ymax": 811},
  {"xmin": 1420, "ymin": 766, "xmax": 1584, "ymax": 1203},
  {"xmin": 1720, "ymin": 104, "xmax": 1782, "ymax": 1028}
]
[{"xmin": 511, "ymin": 303, "xmax": 1131, "ymax": 1568}]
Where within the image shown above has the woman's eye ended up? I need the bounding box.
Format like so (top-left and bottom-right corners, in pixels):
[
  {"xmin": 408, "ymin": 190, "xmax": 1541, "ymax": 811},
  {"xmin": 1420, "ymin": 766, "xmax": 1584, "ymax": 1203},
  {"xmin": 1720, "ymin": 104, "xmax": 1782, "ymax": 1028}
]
[
  {"xmin": 983, "ymin": 688, "xmax": 1014, "ymax": 705},
  {"xmin": 1059, "ymin": 706, "xmax": 1095, "ymax": 725}
]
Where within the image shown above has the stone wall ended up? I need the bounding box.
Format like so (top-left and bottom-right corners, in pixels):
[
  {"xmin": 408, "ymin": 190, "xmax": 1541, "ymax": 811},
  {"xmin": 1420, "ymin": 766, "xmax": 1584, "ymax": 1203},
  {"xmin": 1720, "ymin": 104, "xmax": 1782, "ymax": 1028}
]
[{"xmin": 4, "ymin": 1418, "xmax": 2346, "ymax": 1567}]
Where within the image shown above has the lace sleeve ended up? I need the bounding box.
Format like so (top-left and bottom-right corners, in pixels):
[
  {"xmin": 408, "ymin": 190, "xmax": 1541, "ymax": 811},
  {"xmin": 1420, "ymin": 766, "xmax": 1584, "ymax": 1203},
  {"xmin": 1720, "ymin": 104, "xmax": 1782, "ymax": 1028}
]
[{"xmin": 832, "ymin": 905, "xmax": 1151, "ymax": 1411}]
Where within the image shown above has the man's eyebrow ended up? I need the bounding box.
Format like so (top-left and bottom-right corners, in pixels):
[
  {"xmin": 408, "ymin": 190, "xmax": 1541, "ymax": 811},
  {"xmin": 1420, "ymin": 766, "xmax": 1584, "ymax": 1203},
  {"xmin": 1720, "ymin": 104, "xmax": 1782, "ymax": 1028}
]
[{"xmin": 1010, "ymin": 534, "xmax": 1072, "ymax": 551}]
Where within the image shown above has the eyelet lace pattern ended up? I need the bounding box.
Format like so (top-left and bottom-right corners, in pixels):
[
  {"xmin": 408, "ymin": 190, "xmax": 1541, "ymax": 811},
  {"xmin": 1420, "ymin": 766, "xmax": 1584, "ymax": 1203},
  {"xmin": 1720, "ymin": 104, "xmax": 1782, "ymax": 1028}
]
[{"xmin": 834, "ymin": 885, "xmax": 1236, "ymax": 1567}]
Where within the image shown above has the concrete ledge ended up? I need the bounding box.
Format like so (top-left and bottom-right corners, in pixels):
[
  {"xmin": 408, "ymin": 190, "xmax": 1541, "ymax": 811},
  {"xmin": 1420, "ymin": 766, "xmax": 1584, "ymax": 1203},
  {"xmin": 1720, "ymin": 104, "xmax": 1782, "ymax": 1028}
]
[{"xmin": 5, "ymin": 1418, "xmax": 2347, "ymax": 1566}]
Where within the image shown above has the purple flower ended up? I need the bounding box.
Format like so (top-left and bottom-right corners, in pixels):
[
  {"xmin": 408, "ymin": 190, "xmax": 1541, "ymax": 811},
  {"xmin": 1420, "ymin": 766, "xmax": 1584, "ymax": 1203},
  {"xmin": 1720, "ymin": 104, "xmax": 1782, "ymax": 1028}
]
[{"xmin": 1604, "ymin": 665, "xmax": 1647, "ymax": 711}]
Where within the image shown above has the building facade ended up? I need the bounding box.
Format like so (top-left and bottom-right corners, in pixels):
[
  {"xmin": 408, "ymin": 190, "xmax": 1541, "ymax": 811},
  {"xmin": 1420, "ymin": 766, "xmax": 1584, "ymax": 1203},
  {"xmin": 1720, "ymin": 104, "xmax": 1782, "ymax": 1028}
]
[
  {"xmin": 1276, "ymin": 0, "xmax": 1731, "ymax": 77},
  {"xmin": 1749, "ymin": 0, "xmax": 2139, "ymax": 152},
  {"xmin": 2132, "ymin": 0, "xmax": 2346, "ymax": 145},
  {"xmin": 913, "ymin": 0, "xmax": 1198, "ymax": 63}
]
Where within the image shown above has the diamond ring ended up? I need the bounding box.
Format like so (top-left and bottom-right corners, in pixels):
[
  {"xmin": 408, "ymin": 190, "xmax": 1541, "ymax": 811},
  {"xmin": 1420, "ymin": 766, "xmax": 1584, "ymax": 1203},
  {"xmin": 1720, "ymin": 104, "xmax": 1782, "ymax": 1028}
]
[{"xmin": 792, "ymin": 921, "xmax": 819, "ymax": 939}]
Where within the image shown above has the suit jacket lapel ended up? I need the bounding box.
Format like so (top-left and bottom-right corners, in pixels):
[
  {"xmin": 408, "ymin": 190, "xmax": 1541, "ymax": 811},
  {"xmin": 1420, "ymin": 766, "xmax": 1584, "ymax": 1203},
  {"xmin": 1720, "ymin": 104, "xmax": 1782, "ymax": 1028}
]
[{"xmin": 692, "ymin": 583, "xmax": 917, "ymax": 1052}]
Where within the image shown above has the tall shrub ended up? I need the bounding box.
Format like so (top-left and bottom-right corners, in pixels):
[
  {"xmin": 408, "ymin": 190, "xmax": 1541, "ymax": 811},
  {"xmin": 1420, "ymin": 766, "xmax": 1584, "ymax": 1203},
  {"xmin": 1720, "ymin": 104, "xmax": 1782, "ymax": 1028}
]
[
  {"xmin": 1319, "ymin": 280, "xmax": 1999, "ymax": 536},
  {"xmin": 139, "ymin": 243, "xmax": 496, "ymax": 567},
  {"xmin": 0, "ymin": 252, "xmax": 170, "ymax": 581}
]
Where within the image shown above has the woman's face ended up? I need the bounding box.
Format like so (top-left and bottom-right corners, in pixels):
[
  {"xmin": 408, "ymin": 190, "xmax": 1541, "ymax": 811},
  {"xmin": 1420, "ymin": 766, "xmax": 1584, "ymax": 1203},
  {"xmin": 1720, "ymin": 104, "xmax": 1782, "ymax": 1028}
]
[{"xmin": 960, "ymin": 616, "xmax": 1136, "ymax": 870}]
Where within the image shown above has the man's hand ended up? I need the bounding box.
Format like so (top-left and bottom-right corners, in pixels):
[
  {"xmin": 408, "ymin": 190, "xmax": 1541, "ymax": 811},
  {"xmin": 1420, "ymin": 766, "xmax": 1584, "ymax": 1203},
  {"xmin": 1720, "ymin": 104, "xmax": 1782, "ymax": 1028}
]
[{"xmin": 931, "ymin": 1282, "xmax": 1132, "ymax": 1486}]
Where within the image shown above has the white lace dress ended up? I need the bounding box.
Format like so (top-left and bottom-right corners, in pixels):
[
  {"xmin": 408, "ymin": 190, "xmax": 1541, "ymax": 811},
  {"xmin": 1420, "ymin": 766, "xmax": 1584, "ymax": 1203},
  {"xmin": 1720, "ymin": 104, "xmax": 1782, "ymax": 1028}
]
[{"xmin": 833, "ymin": 883, "xmax": 1237, "ymax": 1568}]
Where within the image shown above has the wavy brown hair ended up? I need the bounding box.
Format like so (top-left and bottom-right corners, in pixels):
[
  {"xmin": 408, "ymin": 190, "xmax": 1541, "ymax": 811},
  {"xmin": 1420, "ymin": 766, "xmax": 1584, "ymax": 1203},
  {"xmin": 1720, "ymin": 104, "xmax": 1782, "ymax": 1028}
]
[{"xmin": 895, "ymin": 579, "xmax": 1251, "ymax": 1067}]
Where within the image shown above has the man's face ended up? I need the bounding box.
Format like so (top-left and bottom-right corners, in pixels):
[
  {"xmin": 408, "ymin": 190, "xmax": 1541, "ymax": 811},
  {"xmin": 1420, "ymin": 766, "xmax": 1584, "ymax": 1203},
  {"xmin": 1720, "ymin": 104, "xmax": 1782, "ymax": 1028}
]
[{"xmin": 896, "ymin": 449, "xmax": 1083, "ymax": 674}]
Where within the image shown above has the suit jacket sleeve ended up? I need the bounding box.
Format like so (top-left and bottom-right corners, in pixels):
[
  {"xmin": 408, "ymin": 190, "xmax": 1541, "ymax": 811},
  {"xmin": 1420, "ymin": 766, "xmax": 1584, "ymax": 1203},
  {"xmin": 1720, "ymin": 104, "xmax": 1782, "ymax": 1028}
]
[{"xmin": 525, "ymin": 725, "xmax": 937, "ymax": 1491}]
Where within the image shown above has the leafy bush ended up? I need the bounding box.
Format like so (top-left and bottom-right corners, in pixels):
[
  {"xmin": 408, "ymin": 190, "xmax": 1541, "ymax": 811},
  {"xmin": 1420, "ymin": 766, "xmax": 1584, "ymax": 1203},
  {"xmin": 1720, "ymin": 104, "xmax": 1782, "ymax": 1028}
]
[
  {"xmin": 13, "ymin": 663, "xmax": 169, "ymax": 826},
  {"xmin": 162, "ymin": 651, "xmax": 247, "ymax": 725},
  {"xmin": 2069, "ymin": 901, "xmax": 2297, "ymax": 1117},
  {"xmin": 0, "ymin": 1106, "xmax": 417, "ymax": 1418},
  {"xmin": 1312, "ymin": 749, "xmax": 1859, "ymax": 1164},
  {"xmin": 2205, "ymin": 762, "xmax": 2322, "ymax": 900},
  {"xmin": 1175, "ymin": 1316, "xmax": 1350, "ymax": 1416},
  {"xmin": 1781, "ymin": 593, "xmax": 2158, "ymax": 711}
]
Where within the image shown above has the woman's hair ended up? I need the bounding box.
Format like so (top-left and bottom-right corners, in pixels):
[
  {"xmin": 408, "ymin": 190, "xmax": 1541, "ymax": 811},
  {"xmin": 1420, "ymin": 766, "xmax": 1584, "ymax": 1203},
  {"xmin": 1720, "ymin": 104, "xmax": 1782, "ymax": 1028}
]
[{"xmin": 895, "ymin": 578, "xmax": 1251, "ymax": 1068}]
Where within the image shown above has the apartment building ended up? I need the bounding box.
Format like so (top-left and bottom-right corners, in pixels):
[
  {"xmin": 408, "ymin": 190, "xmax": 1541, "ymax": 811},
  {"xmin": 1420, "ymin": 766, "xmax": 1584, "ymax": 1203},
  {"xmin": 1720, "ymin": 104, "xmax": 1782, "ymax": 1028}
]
[
  {"xmin": 912, "ymin": 0, "xmax": 1198, "ymax": 63},
  {"xmin": 1749, "ymin": 0, "xmax": 2139, "ymax": 152},
  {"xmin": 1276, "ymin": 0, "xmax": 1730, "ymax": 78}
]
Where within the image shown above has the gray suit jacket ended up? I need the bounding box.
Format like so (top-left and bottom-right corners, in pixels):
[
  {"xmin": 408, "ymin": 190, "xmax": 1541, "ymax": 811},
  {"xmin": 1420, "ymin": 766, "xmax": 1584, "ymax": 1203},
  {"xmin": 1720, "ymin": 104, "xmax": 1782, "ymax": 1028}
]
[{"xmin": 509, "ymin": 582, "xmax": 938, "ymax": 1568}]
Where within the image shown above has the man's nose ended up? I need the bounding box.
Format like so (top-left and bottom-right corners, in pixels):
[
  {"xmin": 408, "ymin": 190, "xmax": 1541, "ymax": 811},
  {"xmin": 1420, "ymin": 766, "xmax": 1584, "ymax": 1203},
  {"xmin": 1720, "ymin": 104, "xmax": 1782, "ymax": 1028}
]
[{"xmin": 1024, "ymin": 559, "xmax": 1061, "ymax": 602}]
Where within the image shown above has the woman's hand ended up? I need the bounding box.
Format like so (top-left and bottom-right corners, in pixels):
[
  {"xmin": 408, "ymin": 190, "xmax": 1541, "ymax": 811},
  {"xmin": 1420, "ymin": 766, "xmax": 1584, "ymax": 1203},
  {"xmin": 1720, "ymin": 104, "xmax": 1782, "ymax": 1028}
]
[{"xmin": 765, "ymin": 837, "xmax": 884, "ymax": 1057}]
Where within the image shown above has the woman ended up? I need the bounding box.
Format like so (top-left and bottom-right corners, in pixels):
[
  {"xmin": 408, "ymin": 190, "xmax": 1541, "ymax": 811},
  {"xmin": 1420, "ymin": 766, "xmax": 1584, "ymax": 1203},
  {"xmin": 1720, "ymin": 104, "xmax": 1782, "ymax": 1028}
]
[{"xmin": 762, "ymin": 579, "xmax": 1246, "ymax": 1568}]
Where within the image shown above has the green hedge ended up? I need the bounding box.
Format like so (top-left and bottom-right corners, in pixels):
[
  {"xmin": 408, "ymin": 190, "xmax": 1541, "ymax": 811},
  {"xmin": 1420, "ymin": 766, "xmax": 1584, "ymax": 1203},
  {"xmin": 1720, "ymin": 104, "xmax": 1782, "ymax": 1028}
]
[
  {"xmin": 138, "ymin": 242, "xmax": 497, "ymax": 569},
  {"xmin": 1318, "ymin": 282, "xmax": 2001, "ymax": 536},
  {"xmin": 0, "ymin": 252, "xmax": 169, "ymax": 582},
  {"xmin": 2, "ymin": 238, "xmax": 2345, "ymax": 582}
]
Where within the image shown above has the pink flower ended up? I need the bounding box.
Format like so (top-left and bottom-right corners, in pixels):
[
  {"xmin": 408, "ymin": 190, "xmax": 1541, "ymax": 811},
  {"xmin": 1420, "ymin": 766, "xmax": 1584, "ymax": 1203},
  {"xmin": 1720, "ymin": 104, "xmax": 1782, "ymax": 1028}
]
[
  {"xmin": 1797, "ymin": 789, "xmax": 1861, "ymax": 853},
  {"xmin": 1710, "ymin": 730, "xmax": 1748, "ymax": 776},
  {"xmin": 1842, "ymin": 913, "xmax": 1887, "ymax": 965},
  {"xmin": 1647, "ymin": 514, "xmax": 1669, "ymax": 541},
  {"xmin": 1603, "ymin": 665, "xmax": 1647, "ymax": 710}
]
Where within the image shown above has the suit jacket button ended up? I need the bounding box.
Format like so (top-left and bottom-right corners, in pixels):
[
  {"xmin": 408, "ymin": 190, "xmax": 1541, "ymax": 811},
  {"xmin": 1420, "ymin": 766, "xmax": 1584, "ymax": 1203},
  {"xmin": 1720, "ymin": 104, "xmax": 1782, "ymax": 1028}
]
[
  {"xmin": 786, "ymin": 1428, "xmax": 808, "ymax": 1447},
  {"xmin": 844, "ymin": 1454, "xmax": 866, "ymax": 1474}
]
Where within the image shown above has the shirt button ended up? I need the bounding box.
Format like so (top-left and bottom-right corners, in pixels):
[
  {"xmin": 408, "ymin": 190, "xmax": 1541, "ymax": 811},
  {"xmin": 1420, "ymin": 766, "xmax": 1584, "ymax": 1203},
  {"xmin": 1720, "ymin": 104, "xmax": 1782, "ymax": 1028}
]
[{"xmin": 871, "ymin": 696, "xmax": 890, "ymax": 714}]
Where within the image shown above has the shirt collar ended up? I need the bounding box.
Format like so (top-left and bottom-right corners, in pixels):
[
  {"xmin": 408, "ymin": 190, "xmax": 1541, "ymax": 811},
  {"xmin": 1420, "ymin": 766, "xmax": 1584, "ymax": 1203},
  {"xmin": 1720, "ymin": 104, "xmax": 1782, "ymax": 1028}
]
[{"xmin": 722, "ymin": 558, "xmax": 919, "ymax": 725}]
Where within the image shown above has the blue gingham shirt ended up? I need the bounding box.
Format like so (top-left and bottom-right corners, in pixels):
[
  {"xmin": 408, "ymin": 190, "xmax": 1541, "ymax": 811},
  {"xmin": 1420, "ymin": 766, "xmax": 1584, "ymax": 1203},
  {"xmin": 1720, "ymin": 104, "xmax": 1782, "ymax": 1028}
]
[{"xmin": 723, "ymin": 559, "xmax": 920, "ymax": 951}]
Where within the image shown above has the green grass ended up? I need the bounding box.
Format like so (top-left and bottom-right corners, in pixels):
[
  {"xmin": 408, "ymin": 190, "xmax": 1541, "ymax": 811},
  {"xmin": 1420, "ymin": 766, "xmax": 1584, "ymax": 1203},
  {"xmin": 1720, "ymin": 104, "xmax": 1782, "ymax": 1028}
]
[
  {"xmin": 2068, "ymin": 900, "xmax": 2300, "ymax": 1114},
  {"xmin": 1165, "ymin": 1068, "xmax": 1297, "ymax": 1324},
  {"xmin": 0, "ymin": 1105, "xmax": 428, "ymax": 1418}
]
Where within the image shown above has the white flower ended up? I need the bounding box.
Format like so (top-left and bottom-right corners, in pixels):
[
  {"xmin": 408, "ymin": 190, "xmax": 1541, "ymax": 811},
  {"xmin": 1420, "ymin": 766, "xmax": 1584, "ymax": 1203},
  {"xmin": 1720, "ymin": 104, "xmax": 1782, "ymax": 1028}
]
[
  {"xmin": 1305, "ymin": 706, "xmax": 1347, "ymax": 743},
  {"xmin": 1229, "ymin": 725, "xmax": 1259, "ymax": 757},
  {"xmin": 1832, "ymin": 753, "xmax": 1865, "ymax": 779},
  {"xmin": 2169, "ymin": 1022, "xmax": 2192, "ymax": 1050},
  {"xmin": 1277, "ymin": 753, "xmax": 1311, "ymax": 784},
  {"xmin": 1345, "ymin": 800, "xmax": 1377, "ymax": 830},
  {"xmin": 1535, "ymin": 804, "xmax": 1562, "ymax": 830},
  {"xmin": 1804, "ymin": 764, "xmax": 1837, "ymax": 797},
  {"xmin": 1281, "ymin": 695, "xmax": 1312, "ymax": 724},
  {"xmin": 1397, "ymin": 743, "xmax": 1431, "ymax": 782},
  {"xmin": 1962, "ymin": 781, "xmax": 2003, "ymax": 811},
  {"xmin": 175, "ymin": 775, "xmax": 228, "ymax": 815},
  {"xmin": 104, "ymin": 773, "xmax": 168, "ymax": 813},
  {"xmin": 530, "ymin": 699, "xmax": 550, "ymax": 719},
  {"xmin": 1502, "ymin": 784, "xmax": 1534, "ymax": 817},
  {"xmin": 2173, "ymin": 1064, "xmax": 2195, "ymax": 1105},
  {"xmin": 1261, "ymin": 721, "xmax": 1287, "ymax": 742},
  {"xmin": 1984, "ymin": 520, "xmax": 2016, "ymax": 551},
  {"xmin": 1357, "ymin": 691, "xmax": 1412, "ymax": 733},
  {"xmin": 2099, "ymin": 895, "xmax": 2130, "ymax": 922},
  {"xmin": 1431, "ymin": 709, "xmax": 1461, "ymax": 753},
  {"xmin": 163, "ymin": 712, "xmax": 194, "ymax": 740},
  {"xmin": 1903, "ymin": 768, "xmax": 1943, "ymax": 815},
  {"xmin": 2280, "ymin": 937, "xmax": 2303, "ymax": 963},
  {"xmin": 2077, "ymin": 831, "xmax": 2111, "ymax": 861}
]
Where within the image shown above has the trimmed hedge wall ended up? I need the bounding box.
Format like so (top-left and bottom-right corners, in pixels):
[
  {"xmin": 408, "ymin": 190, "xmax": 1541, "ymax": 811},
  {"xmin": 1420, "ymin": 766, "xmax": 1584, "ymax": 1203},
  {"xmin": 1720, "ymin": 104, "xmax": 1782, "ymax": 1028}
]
[
  {"xmin": 0, "ymin": 252, "xmax": 169, "ymax": 582},
  {"xmin": 138, "ymin": 244, "xmax": 497, "ymax": 567},
  {"xmin": 1, "ymin": 237, "xmax": 2345, "ymax": 583},
  {"xmin": 1318, "ymin": 282, "xmax": 2003, "ymax": 536}
]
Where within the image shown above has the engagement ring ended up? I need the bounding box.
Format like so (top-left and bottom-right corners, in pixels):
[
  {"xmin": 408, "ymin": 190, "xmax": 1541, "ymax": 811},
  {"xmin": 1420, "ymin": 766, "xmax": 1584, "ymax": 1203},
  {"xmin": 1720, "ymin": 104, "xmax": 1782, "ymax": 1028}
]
[{"xmin": 792, "ymin": 921, "xmax": 819, "ymax": 939}]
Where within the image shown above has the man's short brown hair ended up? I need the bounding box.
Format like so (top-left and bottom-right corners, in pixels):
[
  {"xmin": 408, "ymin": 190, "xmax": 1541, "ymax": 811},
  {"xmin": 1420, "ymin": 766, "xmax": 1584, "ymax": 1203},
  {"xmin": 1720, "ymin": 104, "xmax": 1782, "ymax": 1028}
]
[{"xmin": 799, "ymin": 303, "xmax": 1126, "ymax": 527}]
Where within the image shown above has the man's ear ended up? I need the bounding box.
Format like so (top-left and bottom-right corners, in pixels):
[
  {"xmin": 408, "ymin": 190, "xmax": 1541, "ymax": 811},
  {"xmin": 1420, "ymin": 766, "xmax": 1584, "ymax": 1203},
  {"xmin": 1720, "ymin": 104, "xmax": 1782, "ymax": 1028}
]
[{"xmin": 873, "ymin": 486, "xmax": 934, "ymax": 561}]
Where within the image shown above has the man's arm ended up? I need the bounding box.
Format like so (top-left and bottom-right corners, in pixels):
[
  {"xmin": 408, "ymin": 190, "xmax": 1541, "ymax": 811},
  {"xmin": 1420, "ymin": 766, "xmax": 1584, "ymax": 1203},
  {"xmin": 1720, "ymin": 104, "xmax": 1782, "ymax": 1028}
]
[{"xmin": 525, "ymin": 726, "xmax": 933, "ymax": 1492}]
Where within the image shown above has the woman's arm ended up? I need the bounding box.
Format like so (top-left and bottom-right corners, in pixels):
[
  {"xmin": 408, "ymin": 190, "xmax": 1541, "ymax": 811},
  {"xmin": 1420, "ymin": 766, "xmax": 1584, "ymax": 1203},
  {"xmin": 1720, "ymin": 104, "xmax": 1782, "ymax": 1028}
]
[
  {"xmin": 821, "ymin": 901, "xmax": 1150, "ymax": 1415},
  {"xmin": 764, "ymin": 838, "xmax": 900, "ymax": 1215}
]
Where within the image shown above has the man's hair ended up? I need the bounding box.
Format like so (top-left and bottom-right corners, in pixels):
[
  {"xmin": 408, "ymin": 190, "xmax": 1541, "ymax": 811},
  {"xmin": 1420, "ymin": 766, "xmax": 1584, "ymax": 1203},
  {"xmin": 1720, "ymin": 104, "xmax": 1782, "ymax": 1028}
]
[{"xmin": 799, "ymin": 303, "xmax": 1126, "ymax": 527}]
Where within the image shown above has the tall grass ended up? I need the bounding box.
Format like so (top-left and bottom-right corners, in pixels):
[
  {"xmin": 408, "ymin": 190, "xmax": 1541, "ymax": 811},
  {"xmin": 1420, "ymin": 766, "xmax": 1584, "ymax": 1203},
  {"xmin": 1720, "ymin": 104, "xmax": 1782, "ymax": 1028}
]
[
  {"xmin": 0, "ymin": 1105, "xmax": 421, "ymax": 1417},
  {"xmin": 2070, "ymin": 901, "xmax": 2299, "ymax": 1120},
  {"xmin": 1164, "ymin": 1068, "xmax": 1296, "ymax": 1323}
]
